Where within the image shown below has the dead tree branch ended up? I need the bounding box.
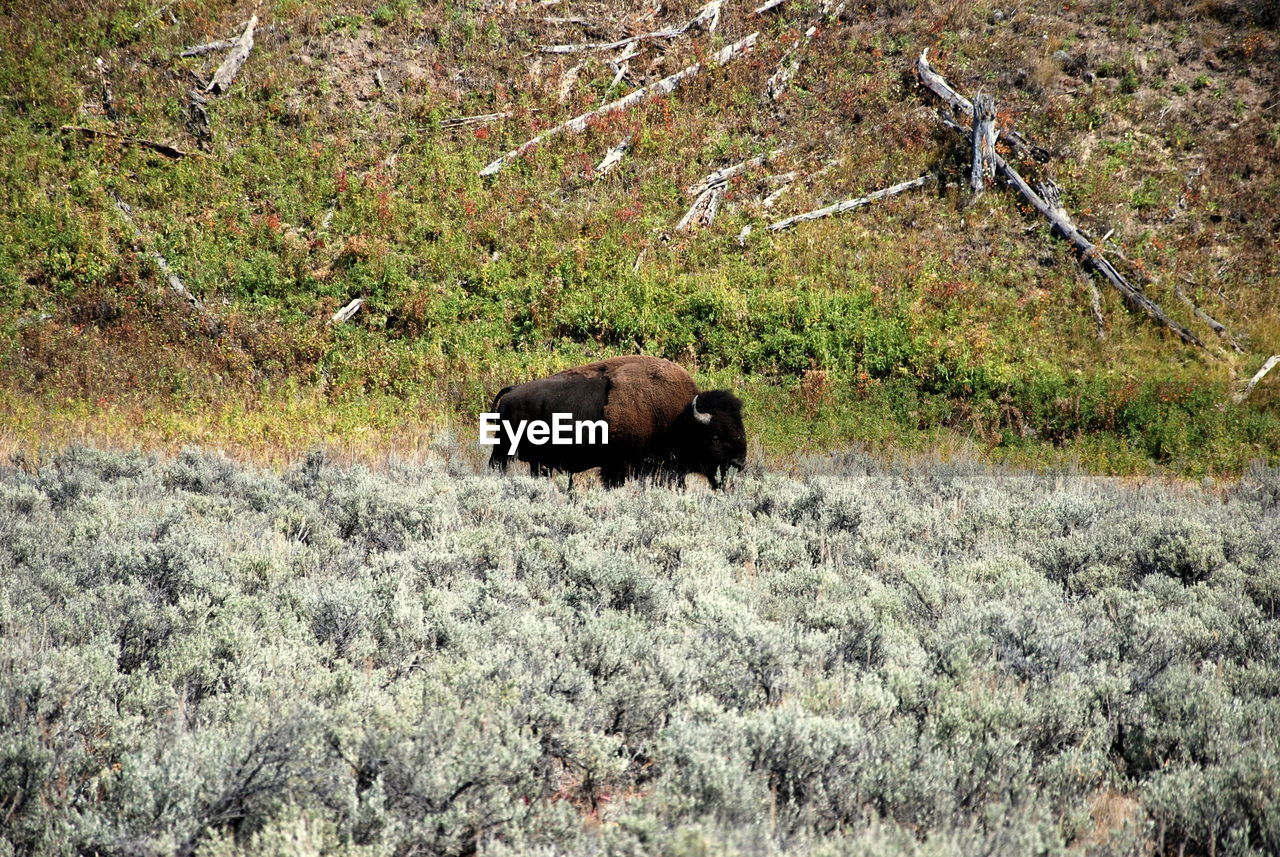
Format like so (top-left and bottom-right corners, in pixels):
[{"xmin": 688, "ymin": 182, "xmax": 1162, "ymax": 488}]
[
  {"xmin": 767, "ymin": 174, "xmax": 933, "ymax": 232},
  {"xmin": 207, "ymin": 16, "xmax": 257, "ymax": 94},
  {"xmin": 61, "ymin": 125, "xmax": 198, "ymax": 159},
  {"xmin": 480, "ymin": 33, "xmax": 758, "ymax": 177},
  {"xmin": 917, "ymin": 50, "xmax": 1202, "ymax": 348},
  {"xmin": 1235, "ymin": 356, "xmax": 1280, "ymax": 403}
]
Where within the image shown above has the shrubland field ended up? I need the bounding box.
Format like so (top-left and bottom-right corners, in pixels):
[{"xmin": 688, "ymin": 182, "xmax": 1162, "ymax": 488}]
[
  {"xmin": 1, "ymin": 0, "xmax": 1278, "ymax": 473},
  {"xmin": 2, "ymin": 446, "xmax": 1279, "ymax": 856}
]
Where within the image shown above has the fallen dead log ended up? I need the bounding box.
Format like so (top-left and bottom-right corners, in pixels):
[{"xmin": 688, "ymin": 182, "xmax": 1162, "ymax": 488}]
[
  {"xmin": 440, "ymin": 111, "xmax": 514, "ymax": 128},
  {"xmin": 330, "ymin": 298, "xmax": 364, "ymax": 325},
  {"xmin": 539, "ymin": 0, "xmax": 722, "ymax": 53},
  {"xmin": 766, "ymin": 174, "xmax": 933, "ymax": 232},
  {"xmin": 1173, "ymin": 284, "xmax": 1242, "ymax": 352},
  {"xmin": 918, "ymin": 50, "xmax": 1202, "ymax": 348},
  {"xmin": 61, "ymin": 125, "xmax": 197, "ymax": 159},
  {"xmin": 180, "ymin": 38, "xmax": 235, "ymax": 57},
  {"xmin": 207, "ymin": 15, "xmax": 257, "ymax": 94},
  {"xmin": 111, "ymin": 193, "xmax": 204, "ymax": 315},
  {"xmin": 1234, "ymin": 355, "xmax": 1280, "ymax": 403},
  {"xmin": 686, "ymin": 148, "xmax": 790, "ymax": 197},
  {"xmin": 751, "ymin": 0, "xmax": 787, "ymax": 13},
  {"xmin": 480, "ymin": 32, "xmax": 758, "ymax": 177}
]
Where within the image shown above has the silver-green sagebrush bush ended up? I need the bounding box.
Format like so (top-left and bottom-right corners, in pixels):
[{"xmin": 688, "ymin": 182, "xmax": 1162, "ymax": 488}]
[{"xmin": 1, "ymin": 448, "xmax": 1278, "ymax": 857}]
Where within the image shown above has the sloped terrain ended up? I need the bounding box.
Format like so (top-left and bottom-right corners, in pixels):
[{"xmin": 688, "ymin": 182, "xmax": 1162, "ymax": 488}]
[
  {"xmin": 0, "ymin": 0, "xmax": 1278, "ymax": 470},
  {"xmin": 2, "ymin": 447, "xmax": 1279, "ymax": 856}
]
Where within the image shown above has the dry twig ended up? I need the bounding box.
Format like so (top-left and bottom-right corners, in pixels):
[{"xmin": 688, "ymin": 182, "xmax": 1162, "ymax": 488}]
[{"xmin": 480, "ymin": 33, "xmax": 758, "ymax": 177}]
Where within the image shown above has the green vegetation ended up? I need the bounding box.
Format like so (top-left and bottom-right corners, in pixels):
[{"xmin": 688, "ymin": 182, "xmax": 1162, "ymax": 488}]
[
  {"xmin": 3, "ymin": 446, "xmax": 1279, "ymax": 856},
  {"xmin": 1, "ymin": 1, "xmax": 1278, "ymax": 473}
]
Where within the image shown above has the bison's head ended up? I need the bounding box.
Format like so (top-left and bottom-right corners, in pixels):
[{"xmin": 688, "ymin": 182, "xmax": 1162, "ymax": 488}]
[{"xmin": 666, "ymin": 389, "xmax": 746, "ymax": 488}]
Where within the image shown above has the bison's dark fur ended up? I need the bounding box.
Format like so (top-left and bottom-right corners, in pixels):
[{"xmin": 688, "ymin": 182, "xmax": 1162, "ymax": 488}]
[{"xmin": 488, "ymin": 355, "xmax": 747, "ymax": 489}]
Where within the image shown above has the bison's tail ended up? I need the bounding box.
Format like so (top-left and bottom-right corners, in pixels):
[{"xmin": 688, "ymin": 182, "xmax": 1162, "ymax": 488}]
[{"xmin": 490, "ymin": 385, "xmax": 514, "ymax": 412}]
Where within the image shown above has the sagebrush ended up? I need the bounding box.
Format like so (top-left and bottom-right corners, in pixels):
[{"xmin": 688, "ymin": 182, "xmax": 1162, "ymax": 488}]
[{"xmin": 2, "ymin": 446, "xmax": 1278, "ymax": 856}]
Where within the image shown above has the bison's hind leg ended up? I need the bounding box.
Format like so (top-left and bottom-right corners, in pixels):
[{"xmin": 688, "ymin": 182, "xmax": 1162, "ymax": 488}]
[{"xmin": 600, "ymin": 465, "xmax": 627, "ymax": 489}]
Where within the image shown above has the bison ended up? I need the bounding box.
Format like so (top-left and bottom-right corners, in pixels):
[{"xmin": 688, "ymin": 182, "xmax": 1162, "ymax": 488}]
[{"xmin": 486, "ymin": 355, "xmax": 747, "ymax": 489}]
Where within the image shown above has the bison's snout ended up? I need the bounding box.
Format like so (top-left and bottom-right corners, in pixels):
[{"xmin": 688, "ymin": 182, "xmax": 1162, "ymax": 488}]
[{"xmin": 730, "ymin": 456, "xmax": 746, "ymax": 471}]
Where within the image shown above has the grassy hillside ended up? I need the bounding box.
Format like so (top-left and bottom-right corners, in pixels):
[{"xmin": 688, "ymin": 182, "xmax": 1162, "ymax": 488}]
[
  {"xmin": 1, "ymin": 0, "xmax": 1278, "ymax": 472},
  {"xmin": 3, "ymin": 447, "xmax": 1279, "ymax": 856}
]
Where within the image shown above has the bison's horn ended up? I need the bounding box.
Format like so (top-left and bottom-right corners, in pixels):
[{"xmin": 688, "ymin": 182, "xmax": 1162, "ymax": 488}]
[{"xmin": 691, "ymin": 395, "xmax": 712, "ymax": 425}]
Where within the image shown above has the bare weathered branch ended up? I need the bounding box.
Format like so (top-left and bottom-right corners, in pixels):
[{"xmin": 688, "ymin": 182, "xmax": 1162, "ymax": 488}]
[
  {"xmin": 61, "ymin": 125, "xmax": 197, "ymax": 159},
  {"xmin": 767, "ymin": 174, "xmax": 933, "ymax": 232},
  {"xmin": 480, "ymin": 33, "xmax": 758, "ymax": 177},
  {"xmin": 918, "ymin": 50, "xmax": 1202, "ymax": 348},
  {"xmin": 207, "ymin": 15, "xmax": 257, "ymax": 94},
  {"xmin": 1234, "ymin": 355, "xmax": 1280, "ymax": 403}
]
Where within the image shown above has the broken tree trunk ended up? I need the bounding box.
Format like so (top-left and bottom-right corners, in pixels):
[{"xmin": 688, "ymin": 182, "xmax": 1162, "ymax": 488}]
[
  {"xmin": 330, "ymin": 298, "xmax": 364, "ymax": 325},
  {"xmin": 480, "ymin": 32, "xmax": 758, "ymax": 177},
  {"xmin": 766, "ymin": 174, "xmax": 933, "ymax": 232},
  {"xmin": 917, "ymin": 50, "xmax": 1203, "ymax": 348},
  {"xmin": 62, "ymin": 125, "xmax": 197, "ymax": 159},
  {"xmin": 185, "ymin": 88, "xmax": 210, "ymax": 145},
  {"xmin": 1086, "ymin": 275, "xmax": 1106, "ymax": 339},
  {"xmin": 206, "ymin": 15, "xmax": 257, "ymax": 94},
  {"xmin": 1234, "ymin": 355, "xmax": 1280, "ymax": 403},
  {"xmin": 675, "ymin": 183, "xmax": 725, "ymax": 231},
  {"xmin": 595, "ymin": 137, "xmax": 630, "ymax": 175},
  {"xmin": 95, "ymin": 57, "xmax": 117, "ymax": 121},
  {"xmin": 970, "ymin": 93, "xmax": 995, "ymax": 198}
]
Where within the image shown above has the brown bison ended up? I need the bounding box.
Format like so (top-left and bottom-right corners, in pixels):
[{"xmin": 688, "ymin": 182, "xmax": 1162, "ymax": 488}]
[{"xmin": 486, "ymin": 355, "xmax": 746, "ymax": 488}]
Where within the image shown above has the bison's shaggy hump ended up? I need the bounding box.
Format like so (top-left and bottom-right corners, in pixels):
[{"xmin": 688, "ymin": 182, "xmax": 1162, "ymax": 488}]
[{"xmin": 553, "ymin": 356, "xmax": 698, "ymax": 450}]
